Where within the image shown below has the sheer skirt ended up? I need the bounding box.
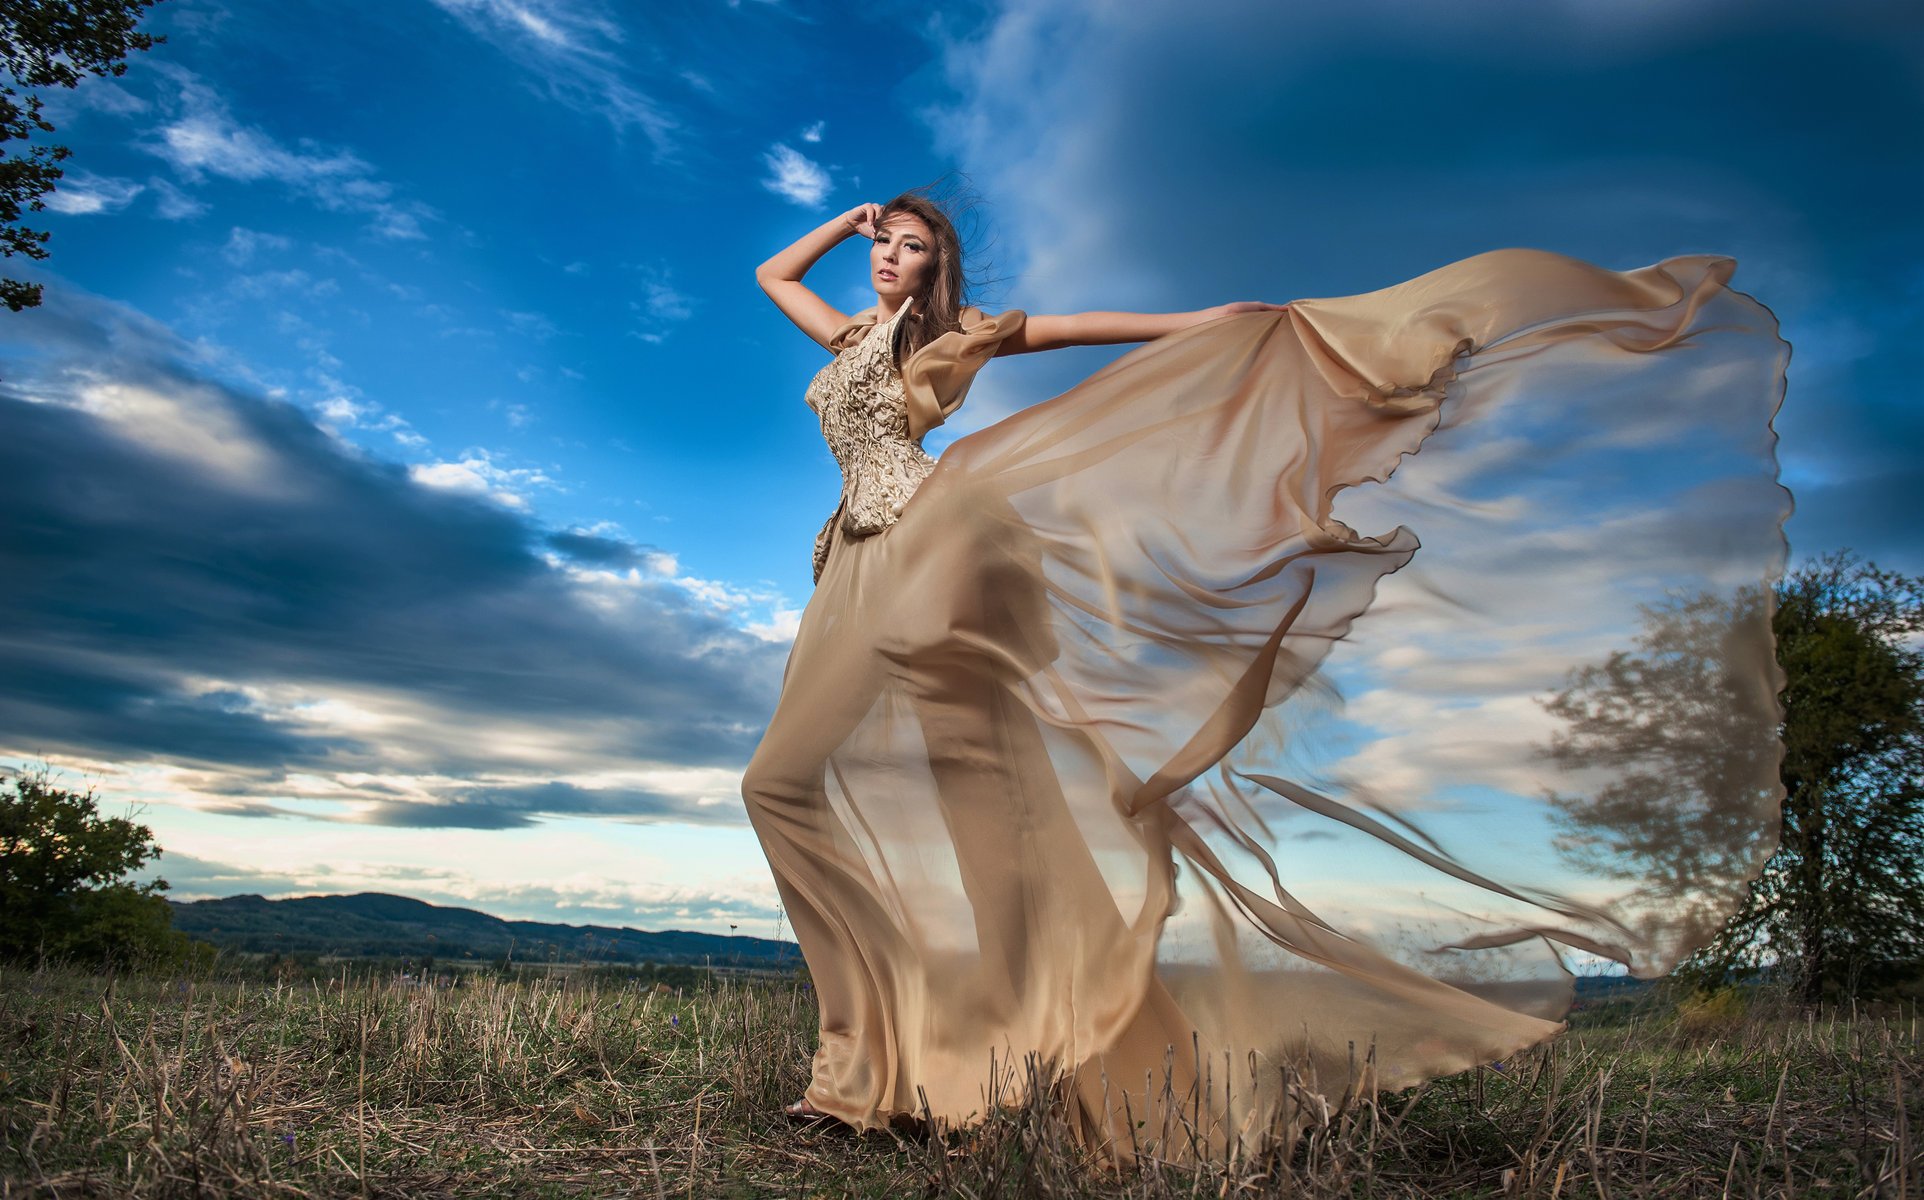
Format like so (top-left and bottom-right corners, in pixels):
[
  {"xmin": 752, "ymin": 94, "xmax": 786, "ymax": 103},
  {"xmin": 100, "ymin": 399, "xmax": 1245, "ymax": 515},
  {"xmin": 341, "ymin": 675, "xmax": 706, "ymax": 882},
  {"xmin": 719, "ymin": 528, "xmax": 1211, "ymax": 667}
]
[{"xmin": 742, "ymin": 249, "xmax": 1790, "ymax": 1157}]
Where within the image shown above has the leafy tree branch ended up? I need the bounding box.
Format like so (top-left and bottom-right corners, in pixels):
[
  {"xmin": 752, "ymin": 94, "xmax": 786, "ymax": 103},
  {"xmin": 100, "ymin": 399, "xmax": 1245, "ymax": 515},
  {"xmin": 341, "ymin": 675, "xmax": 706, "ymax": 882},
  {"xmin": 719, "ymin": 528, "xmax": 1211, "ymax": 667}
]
[{"xmin": 0, "ymin": 0, "xmax": 164, "ymax": 310}]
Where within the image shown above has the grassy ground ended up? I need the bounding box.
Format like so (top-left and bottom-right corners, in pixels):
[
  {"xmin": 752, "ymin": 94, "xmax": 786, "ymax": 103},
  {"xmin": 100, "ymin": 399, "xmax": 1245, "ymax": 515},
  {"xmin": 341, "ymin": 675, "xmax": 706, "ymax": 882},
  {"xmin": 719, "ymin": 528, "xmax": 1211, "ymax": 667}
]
[{"xmin": 1, "ymin": 965, "xmax": 1917, "ymax": 1198}]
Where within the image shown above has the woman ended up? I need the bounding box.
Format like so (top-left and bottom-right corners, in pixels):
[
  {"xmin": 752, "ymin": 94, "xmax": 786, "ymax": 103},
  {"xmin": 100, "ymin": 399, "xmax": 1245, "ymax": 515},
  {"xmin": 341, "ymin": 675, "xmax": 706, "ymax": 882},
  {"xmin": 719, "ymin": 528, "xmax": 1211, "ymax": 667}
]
[{"xmin": 744, "ymin": 189, "xmax": 1788, "ymax": 1157}]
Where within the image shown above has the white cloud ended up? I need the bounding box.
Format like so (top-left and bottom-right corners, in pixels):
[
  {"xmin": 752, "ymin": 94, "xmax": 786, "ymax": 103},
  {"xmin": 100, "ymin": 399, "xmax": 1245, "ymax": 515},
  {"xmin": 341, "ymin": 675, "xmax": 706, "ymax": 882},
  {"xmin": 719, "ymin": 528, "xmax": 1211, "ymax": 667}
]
[
  {"xmin": 669, "ymin": 574, "xmax": 800, "ymax": 646},
  {"xmin": 143, "ymin": 72, "xmax": 433, "ymax": 240},
  {"xmin": 502, "ymin": 309, "xmax": 560, "ymax": 340},
  {"xmin": 427, "ymin": 0, "xmax": 675, "ymax": 154},
  {"xmin": 307, "ymin": 380, "xmax": 425, "ymax": 449},
  {"xmin": 62, "ymin": 76, "xmax": 150, "ymax": 117},
  {"xmin": 624, "ymin": 265, "xmax": 695, "ymax": 342},
  {"xmin": 63, "ymin": 378, "xmax": 289, "ymax": 498},
  {"xmin": 44, "ymin": 172, "xmax": 145, "ymax": 215},
  {"xmin": 760, "ymin": 143, "xmax": 832, "ymax": 208},
  {"xmin": 642, "ymin": 278, "xmax": 692, "ymax": 321},
  {"xmin": 222, "ymin": 226, "xmax": 293, "ymax": 265},
  {"xmin": 409, "ymin": 462, "xmax": 523, "ymax": 506},
  {"xmin": 746, "ymin": 605, "xmax": 802, "ymax": 644},
  {"xmin": 800, "ymin": 119, "xmax": 825, "ymax": 143},
  {"xmin": 317, "ymin": 396, "xmax": 369, "ymax": 427},
  {"xmin": 409, "ymin": 449, "xmax": 557, "ymax": 508},
  {"xmin": 153, "ymin": 105, "xmax": 355, "ymax": 183},
  {"xmin": 230, "ymin": 268, "xmax": 338, "ymax": 300},
  {"xmin": 147, "ymin": 176, "xmax": 208, "ymax": 220},
  {"xmin": 549, "ymin": 537, "xmax": 801, "ymax": 648}
]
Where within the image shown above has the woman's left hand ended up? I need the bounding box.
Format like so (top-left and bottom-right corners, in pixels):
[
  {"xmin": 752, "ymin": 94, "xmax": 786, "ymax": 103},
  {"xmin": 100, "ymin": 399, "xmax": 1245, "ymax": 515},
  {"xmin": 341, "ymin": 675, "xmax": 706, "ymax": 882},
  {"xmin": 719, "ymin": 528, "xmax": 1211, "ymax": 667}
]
[{"xmin": 1202, "ymin": 300, "xmax": 1291, "ymax": 322}]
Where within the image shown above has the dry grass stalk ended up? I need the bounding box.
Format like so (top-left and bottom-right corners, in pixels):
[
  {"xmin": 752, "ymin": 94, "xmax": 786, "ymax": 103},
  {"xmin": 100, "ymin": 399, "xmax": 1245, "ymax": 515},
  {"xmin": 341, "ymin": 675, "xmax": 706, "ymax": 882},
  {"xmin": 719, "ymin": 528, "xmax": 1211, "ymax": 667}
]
[{"xmin": 1, "ymin": 965, "xmax": 1917, "ymax": 1197}]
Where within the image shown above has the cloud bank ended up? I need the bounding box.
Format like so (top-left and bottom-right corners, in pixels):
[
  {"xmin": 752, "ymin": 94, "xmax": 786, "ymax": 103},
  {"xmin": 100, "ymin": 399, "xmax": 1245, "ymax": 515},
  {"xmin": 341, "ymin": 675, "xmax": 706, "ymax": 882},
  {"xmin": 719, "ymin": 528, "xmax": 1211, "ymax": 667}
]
[{"xmin": 0, "ymin": 285, "xmax": 787, "ymax": 830}]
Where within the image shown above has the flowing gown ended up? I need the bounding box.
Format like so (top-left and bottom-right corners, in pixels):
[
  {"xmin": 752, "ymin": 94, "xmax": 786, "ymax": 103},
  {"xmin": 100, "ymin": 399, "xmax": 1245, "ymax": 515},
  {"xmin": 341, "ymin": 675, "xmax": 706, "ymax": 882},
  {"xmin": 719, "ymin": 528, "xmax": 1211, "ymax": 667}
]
[{"xmin": 741, "ymin": 249, "xmax": 1790, "ymax": 1158}]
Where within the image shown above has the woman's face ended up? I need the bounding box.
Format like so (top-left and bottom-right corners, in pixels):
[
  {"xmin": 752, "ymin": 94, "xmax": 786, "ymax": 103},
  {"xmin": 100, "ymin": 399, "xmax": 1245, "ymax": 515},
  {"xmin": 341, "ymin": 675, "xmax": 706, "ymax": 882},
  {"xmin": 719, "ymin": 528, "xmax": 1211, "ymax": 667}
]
[{"xmin": 870, "ymin": 212, "xmax": 936, "ymax": 303}]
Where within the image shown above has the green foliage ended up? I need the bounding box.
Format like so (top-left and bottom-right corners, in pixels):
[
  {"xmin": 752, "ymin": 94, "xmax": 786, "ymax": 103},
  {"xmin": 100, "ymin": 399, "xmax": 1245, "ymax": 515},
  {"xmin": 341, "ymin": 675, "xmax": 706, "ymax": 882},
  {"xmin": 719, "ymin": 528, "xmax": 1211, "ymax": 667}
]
[
  {"xmin": 1705, "ymin": 553, "xmax": 1924, "ymax": 999},
  {"xmin": 575, "ymin": 960, "xmax": 733, "ymax": 991},
  {"xmin": 0, "ymin": 0, "xmax": 165, "ymax": 310},
  {"xmin": 0, "ymin": 770, "xmax": 204, "ymax": 966}
]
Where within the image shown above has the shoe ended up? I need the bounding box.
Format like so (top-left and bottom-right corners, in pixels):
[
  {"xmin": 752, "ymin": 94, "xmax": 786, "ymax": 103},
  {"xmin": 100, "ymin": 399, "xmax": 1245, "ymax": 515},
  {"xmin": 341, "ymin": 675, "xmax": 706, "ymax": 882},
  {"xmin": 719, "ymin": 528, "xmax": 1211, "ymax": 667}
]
[{"xmin": 783, "ymin": 1097, "xmax": 839, "ymax": 1125}]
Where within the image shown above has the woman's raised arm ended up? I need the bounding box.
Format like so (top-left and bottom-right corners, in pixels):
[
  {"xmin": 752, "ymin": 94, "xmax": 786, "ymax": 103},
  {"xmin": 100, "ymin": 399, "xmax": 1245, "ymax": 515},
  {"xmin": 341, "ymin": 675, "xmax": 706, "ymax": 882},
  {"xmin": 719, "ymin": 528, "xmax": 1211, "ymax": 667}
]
[
  {"xmin": 755, "ymin": 203, "xmax": 881, "ymax": 350},
  {"xmin": 994, "ymin": 301, "xmax": 1288, "ymax": 356}
]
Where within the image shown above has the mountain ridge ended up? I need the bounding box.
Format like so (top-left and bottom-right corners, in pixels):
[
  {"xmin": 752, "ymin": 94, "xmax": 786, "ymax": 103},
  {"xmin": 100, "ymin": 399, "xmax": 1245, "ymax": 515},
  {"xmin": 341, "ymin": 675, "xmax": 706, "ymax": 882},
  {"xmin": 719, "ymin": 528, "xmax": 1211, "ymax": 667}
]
[{"xmin": 167, "ymin": 891, "xmax": 797, "ymax": 966}]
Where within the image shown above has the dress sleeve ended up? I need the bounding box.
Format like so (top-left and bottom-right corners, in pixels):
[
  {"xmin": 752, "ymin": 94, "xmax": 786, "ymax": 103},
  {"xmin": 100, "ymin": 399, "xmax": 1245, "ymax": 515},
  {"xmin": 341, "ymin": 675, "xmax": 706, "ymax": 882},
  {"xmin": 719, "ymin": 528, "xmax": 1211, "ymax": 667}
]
[{"xmin": 900, "ymin": 307, "xmax": 1027, "ymax": 441}]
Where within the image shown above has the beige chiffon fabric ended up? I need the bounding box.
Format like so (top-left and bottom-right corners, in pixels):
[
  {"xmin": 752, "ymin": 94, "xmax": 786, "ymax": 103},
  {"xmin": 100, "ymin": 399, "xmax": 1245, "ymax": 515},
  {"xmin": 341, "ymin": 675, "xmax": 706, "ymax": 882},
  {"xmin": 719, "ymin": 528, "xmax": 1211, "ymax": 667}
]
[{"xmin": 741, "ymin": 249, "xmax": 1790, "ymax": 1158}]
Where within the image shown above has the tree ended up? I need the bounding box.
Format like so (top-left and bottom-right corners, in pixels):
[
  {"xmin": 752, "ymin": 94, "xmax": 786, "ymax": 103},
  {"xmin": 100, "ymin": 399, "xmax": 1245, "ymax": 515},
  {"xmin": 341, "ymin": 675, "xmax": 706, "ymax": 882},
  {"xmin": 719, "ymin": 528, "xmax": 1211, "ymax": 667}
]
[
  {"xmin": 0, "ymin": 770, "xmax": 200, "ymax": 966},
  {"xmin": 1724, "ymin": 555, "xmax": 1924, "ymax": 998},
  {"xmin": 1, "ymin": 0, "xmax": 164, "ymax": 311},
  {"xmin": 1546, "ymin": 553, "xmax": 1924, "ymax": 1003}
]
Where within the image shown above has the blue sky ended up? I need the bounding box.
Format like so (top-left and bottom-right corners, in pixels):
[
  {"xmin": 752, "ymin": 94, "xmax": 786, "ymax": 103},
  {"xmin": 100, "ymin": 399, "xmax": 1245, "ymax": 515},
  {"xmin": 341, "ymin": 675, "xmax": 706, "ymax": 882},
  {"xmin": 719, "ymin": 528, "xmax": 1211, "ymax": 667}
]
[{"xmin": 1, "ymin": 0, "xmax": 1917, "ymax": 937}]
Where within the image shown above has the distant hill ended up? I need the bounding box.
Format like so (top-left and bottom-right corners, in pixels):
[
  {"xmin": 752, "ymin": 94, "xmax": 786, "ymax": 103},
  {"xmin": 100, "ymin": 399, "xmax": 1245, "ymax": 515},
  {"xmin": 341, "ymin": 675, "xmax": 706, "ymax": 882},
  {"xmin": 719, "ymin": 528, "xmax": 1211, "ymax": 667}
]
[{"xmin": 168, "ymin": 892, "xmax": 798, "ymax": 967}]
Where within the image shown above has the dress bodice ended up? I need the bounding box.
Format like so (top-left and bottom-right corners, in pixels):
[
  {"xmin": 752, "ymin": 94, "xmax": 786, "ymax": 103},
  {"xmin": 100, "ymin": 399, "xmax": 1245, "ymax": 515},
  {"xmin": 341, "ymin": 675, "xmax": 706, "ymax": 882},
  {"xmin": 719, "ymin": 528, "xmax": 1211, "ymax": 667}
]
[{"xmin": 805, "ymin": 303, "xmax": 935, "ymax": 582}]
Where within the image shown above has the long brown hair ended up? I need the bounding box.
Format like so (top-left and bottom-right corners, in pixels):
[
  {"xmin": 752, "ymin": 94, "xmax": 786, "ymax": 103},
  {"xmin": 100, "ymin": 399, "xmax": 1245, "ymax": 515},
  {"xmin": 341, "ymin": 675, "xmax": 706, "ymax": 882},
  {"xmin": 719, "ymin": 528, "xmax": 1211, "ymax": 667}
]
[{"xmin": 880, "ymin": 189, "xmax": 969, "ymax": 368}]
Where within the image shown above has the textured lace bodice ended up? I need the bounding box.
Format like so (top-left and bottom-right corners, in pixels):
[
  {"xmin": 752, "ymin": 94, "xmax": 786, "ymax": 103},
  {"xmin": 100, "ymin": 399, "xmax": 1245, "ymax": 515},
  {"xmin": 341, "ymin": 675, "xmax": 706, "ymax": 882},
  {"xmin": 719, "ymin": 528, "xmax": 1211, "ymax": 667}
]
[{"xmin": 805, "ymin": 303, "xmax": 934, "ymax": 582}]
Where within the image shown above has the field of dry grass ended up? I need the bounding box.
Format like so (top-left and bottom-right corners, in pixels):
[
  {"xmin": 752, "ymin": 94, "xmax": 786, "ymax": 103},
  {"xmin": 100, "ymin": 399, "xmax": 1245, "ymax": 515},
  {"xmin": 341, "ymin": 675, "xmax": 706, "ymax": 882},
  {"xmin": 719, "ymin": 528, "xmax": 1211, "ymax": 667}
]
[{"xmin": 1, "ymin": 964, "xmax": 1918, "ymax": 1198}]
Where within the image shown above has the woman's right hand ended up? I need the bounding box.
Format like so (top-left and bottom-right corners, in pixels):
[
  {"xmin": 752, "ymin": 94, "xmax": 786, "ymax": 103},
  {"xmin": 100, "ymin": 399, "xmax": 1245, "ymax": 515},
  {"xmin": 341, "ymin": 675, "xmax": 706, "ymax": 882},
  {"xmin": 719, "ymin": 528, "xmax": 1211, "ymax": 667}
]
[{"xmin": 842, "ymin": 202, "xmax": 883, "ymax": 240}]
